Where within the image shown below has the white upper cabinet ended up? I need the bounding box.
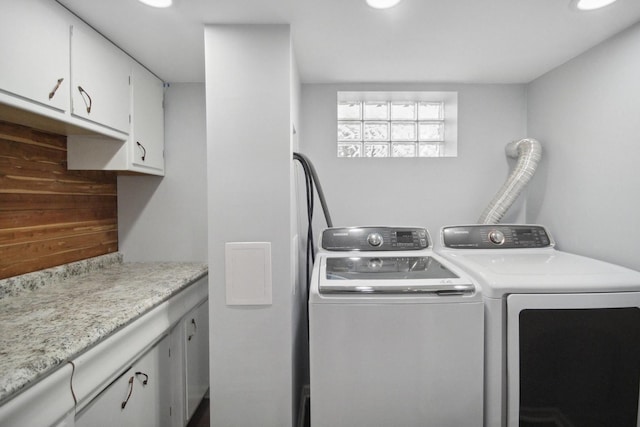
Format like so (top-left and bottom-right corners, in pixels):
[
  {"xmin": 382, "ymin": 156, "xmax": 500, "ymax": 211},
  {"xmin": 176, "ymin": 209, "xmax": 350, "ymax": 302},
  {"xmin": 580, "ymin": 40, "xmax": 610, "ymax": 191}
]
[
  {"xmin": 0, "ymin": 0, "xmax": 69, "ymax": 112},
  {"xmin": 70, "ymin": 24, "xmax": 131, "ymax": 134},
  {"xmin": 130, "ymin": 62, "xmax": 165, "ymax": 174},
  {"xmin": 67, "ymin": 63, "xmax": 165, "ymax": 176},
  {"xmin": 0, "ymin": 0, "xmax": 165, "ymax": 176}
]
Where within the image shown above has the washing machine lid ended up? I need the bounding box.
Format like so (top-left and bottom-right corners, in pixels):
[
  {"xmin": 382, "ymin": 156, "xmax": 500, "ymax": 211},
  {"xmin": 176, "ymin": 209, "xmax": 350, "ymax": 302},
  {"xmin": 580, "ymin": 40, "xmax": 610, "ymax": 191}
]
[
  {"xmin": 437, "ymin": 224, "xmax": 640, "ymax": 297},
  {"xmin": 319, "ymin": 255, "xmax": 475, "ymax": 295},
  {"xmin": 440, "ymin": 250, "xmax": 640, "ymax": 298}
]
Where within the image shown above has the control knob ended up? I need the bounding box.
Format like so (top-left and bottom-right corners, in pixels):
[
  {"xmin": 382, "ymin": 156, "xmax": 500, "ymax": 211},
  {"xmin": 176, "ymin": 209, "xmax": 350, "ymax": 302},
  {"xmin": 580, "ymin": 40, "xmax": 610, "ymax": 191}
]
[
  {"xmin": 367, "ymin": 232, "xmax": 383, "ymax": 247},
  {"xmin": 488, "ymin": 229, "xmax": 505, "ymax": 245}
]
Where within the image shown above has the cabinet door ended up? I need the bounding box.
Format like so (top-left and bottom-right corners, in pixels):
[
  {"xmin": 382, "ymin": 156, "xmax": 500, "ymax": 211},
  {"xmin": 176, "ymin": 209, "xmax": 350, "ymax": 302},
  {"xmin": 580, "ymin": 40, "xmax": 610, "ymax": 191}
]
[
  {"xmin": 0, "ymin": 0, "xmax": 69, "ymax": 111},
  {"xmin": 185, "ymin": 300, "xmax": 210, "ymax": 420},
  {"xmin": 75, "ymin": 366, "xmax": 135, "ymax": 427},
  {"xmin": 75, "ymin": 335, "xmax": 171, "ymax": 427},
  {"xmin": 132, "ymin": 334, "xmax": 172, "ymax": 427},
  {"xmin": 70, "ymin": 24, "xmax": 130, "ymax": 133},
  {"xmin": 130, "ymin": 62, "xmax": 165, "ymax": 174}
]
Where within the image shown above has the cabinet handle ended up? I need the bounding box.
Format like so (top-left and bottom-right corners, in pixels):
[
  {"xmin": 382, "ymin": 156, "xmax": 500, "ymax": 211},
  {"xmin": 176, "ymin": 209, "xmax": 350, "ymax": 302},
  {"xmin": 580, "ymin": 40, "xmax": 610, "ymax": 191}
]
[
  {"xmin": 77, "ymin": 86, "xmax": 92, "ymax": 113},
  {"xmin": 121, "ymin": 376, "xmax": 134, "ymax": 409},
  {"xmin": 135, "ymin": 371, "xmax": 149, "ymax": 385},
  {"xmin": 48, "ymin": 78, "xmax": 64, "ymax": 100},
  {"xmin": 136, "ymin": 141, "xmax": 147, "ymax": 161},
  {"xmin": 188, "ymin": 318, "xmax": 197, "ymax": 341}
]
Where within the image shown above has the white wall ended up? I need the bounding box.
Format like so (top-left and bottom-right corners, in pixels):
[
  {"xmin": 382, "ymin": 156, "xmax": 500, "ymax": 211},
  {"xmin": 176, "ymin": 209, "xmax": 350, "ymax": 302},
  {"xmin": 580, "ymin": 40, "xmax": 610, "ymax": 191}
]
[
  {"xmin": 527, "ymin": 22, "xmax": 640, "ymax": 270},
  {"xmin": 205, "ymin": 24, "xmax": 295, "ymax": 427},
  {"xmin": 118, "ymin": 83, "xmax": 207, "ymax": 262},
  {"xmin": 299, "ymin": 83, "xmax": 528, "ymax": 236}
]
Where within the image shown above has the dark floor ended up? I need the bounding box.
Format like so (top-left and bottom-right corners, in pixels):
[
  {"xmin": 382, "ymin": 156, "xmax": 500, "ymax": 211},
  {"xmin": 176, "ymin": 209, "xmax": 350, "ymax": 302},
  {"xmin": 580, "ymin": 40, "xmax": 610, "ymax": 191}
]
[
  {"xmin": 187, "ymin": 398, "xmax": 210, "ymax": 427},
  {"xmin": 185, "ymin": 396, "xmax": 310, "ymax": 427}
]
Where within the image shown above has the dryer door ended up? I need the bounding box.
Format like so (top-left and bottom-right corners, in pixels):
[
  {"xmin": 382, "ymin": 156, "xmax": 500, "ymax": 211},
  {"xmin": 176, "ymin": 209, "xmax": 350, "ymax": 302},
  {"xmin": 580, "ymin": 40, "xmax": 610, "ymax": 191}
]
[{"xmin": 506, "ymin": 292, "xmax": 640, "ymax": 427}]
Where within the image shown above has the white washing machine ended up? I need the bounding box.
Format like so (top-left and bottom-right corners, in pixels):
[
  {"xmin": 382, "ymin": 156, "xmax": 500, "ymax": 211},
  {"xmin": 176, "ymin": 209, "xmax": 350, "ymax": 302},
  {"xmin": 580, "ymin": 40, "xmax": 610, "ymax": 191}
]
[
  {"xmin": 436, "ymin": 224, "xmax": 640, "ymax": 427},
  {"xmin": 309, "ymin": 226, "xmax": 484, "ymax": 427}
]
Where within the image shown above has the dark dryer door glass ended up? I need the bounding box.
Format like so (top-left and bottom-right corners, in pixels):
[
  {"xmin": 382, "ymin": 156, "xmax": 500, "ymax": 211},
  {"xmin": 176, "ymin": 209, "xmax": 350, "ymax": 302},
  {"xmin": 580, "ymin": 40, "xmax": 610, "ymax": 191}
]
[{"xmin": 519, "ymin": 308, "xmax": 640, "ymax": 427}]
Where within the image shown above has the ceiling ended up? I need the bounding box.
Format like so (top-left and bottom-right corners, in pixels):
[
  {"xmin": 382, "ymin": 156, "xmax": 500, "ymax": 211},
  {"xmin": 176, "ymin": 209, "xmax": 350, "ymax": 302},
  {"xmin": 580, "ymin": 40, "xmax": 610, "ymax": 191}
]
[{"xmin": 56, "ymin": 0, "xmax": 640, "ymax": 84}]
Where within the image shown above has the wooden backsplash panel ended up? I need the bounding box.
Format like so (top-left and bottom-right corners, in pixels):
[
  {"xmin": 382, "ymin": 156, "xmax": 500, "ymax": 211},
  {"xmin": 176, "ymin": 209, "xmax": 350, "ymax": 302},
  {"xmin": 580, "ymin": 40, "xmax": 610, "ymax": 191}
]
[{"xmin": 0, "ymin": 121, "xmax": 118, "ymax": 279}]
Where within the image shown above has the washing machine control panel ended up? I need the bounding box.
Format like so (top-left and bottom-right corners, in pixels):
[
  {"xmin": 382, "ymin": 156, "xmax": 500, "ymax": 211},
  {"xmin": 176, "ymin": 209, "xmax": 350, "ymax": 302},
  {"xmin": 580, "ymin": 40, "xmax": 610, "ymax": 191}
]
[
  {"xmin": 442, "ymin": 225, "xmax": 553, "ymax": 249},
  {"xmin": 322, "ymin": 227, "xmax": 429, "ymax": 251}
]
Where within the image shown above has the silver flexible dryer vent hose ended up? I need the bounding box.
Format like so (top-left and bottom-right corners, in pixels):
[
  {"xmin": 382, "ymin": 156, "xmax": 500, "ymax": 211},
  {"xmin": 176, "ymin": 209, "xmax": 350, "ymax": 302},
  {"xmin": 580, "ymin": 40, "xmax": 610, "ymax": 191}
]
[{"xmin": 478, "ymin": 138, "xmax": 542, "ymax": 224}]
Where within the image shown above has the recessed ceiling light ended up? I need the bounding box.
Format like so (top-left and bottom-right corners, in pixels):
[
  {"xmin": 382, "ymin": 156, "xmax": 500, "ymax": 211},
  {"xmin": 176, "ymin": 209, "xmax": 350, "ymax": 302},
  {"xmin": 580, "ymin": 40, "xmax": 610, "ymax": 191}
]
[
  {"xmin": 571, "ymin": 0, "xmax": 618, "ymax": 11},
  {"xmin": 138, "ymin": 0, "xmax": 172, "ymax": 8},
  {"xmin": 366, "ymin": 0, "xmax": 403, "ymax": 10}
]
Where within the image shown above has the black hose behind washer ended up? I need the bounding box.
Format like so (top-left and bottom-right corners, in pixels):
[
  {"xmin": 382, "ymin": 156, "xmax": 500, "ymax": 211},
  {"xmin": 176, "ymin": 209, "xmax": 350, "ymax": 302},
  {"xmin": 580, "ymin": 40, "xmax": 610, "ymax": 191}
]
[
  {"xmin": 293, "ymin": 152, "xmax": 333, "ymax": 290},
  {"xmin": 294, "ymin": 152, "xmax": 333, "ymax": 228}
]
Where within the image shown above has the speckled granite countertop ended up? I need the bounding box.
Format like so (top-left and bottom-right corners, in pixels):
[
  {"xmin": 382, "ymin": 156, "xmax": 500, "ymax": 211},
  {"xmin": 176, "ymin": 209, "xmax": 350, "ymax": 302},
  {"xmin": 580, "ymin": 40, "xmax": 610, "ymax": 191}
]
[{"xmin": 0, "ymin": 254, "xmax": 208, "ymax": 405}]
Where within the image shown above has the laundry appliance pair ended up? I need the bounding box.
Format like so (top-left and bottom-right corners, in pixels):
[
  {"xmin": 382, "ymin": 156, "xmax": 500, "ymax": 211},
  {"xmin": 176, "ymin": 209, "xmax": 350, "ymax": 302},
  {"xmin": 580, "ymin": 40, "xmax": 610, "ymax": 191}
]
[{"xmin": 310, "ymin": 224, "xmax": 640, "ymax": 427}]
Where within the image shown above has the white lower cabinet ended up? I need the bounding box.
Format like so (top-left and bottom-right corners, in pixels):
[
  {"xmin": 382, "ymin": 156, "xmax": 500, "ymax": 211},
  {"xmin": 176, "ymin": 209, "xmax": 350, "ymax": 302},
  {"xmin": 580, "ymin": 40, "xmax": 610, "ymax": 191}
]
[
  {"xmin": 168, "ymin": 299, "xmax": 210, "ymax": 427},
  {"xmin": 73, "ymin": 294, "xmax": 209, "ymax": 427},
  {"xmin": 75, "ymin": 335, "xmax": 171, "ymax": 427},
  {"xmin": 185, "ymin": 300, "xmax": 210, "ymax": 421}
]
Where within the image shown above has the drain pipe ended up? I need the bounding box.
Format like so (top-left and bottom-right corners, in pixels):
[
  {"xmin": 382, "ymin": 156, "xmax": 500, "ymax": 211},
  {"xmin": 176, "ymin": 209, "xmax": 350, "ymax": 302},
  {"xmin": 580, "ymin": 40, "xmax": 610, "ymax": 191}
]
[{"xmin": 478, "ymin": 138, "xmax": 542, "ymax": 224}]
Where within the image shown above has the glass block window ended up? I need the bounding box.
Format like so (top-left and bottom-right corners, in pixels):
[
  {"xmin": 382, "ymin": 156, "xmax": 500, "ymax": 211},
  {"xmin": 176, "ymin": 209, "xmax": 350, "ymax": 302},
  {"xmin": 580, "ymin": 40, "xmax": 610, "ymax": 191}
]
[{"xmin": 336, "ymin": 91, "xmax": 458, "ymax": 158}]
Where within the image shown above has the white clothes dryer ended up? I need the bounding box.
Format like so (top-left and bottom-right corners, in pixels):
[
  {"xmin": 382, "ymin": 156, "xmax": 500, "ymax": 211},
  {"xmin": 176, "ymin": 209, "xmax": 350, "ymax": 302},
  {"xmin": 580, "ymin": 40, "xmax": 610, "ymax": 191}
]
[
  {"xmin": 309, "ymin": 226, "xmax": 484, "ymax": 427},
  {"xmin": 436, "ymin": 224, "xmax": 640, "ymax": 427}
]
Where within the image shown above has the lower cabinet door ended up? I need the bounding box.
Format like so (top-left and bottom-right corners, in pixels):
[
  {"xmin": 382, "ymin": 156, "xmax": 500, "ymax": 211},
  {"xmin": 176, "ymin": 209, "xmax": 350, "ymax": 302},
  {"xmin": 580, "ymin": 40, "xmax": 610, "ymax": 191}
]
[
  {"xmin": 185, "ymin": 300, "xmax": 209, "ymax": 420},
  {"xmin": 75, "ymin": 335, "xmax": 170, "ymax": 427}
]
